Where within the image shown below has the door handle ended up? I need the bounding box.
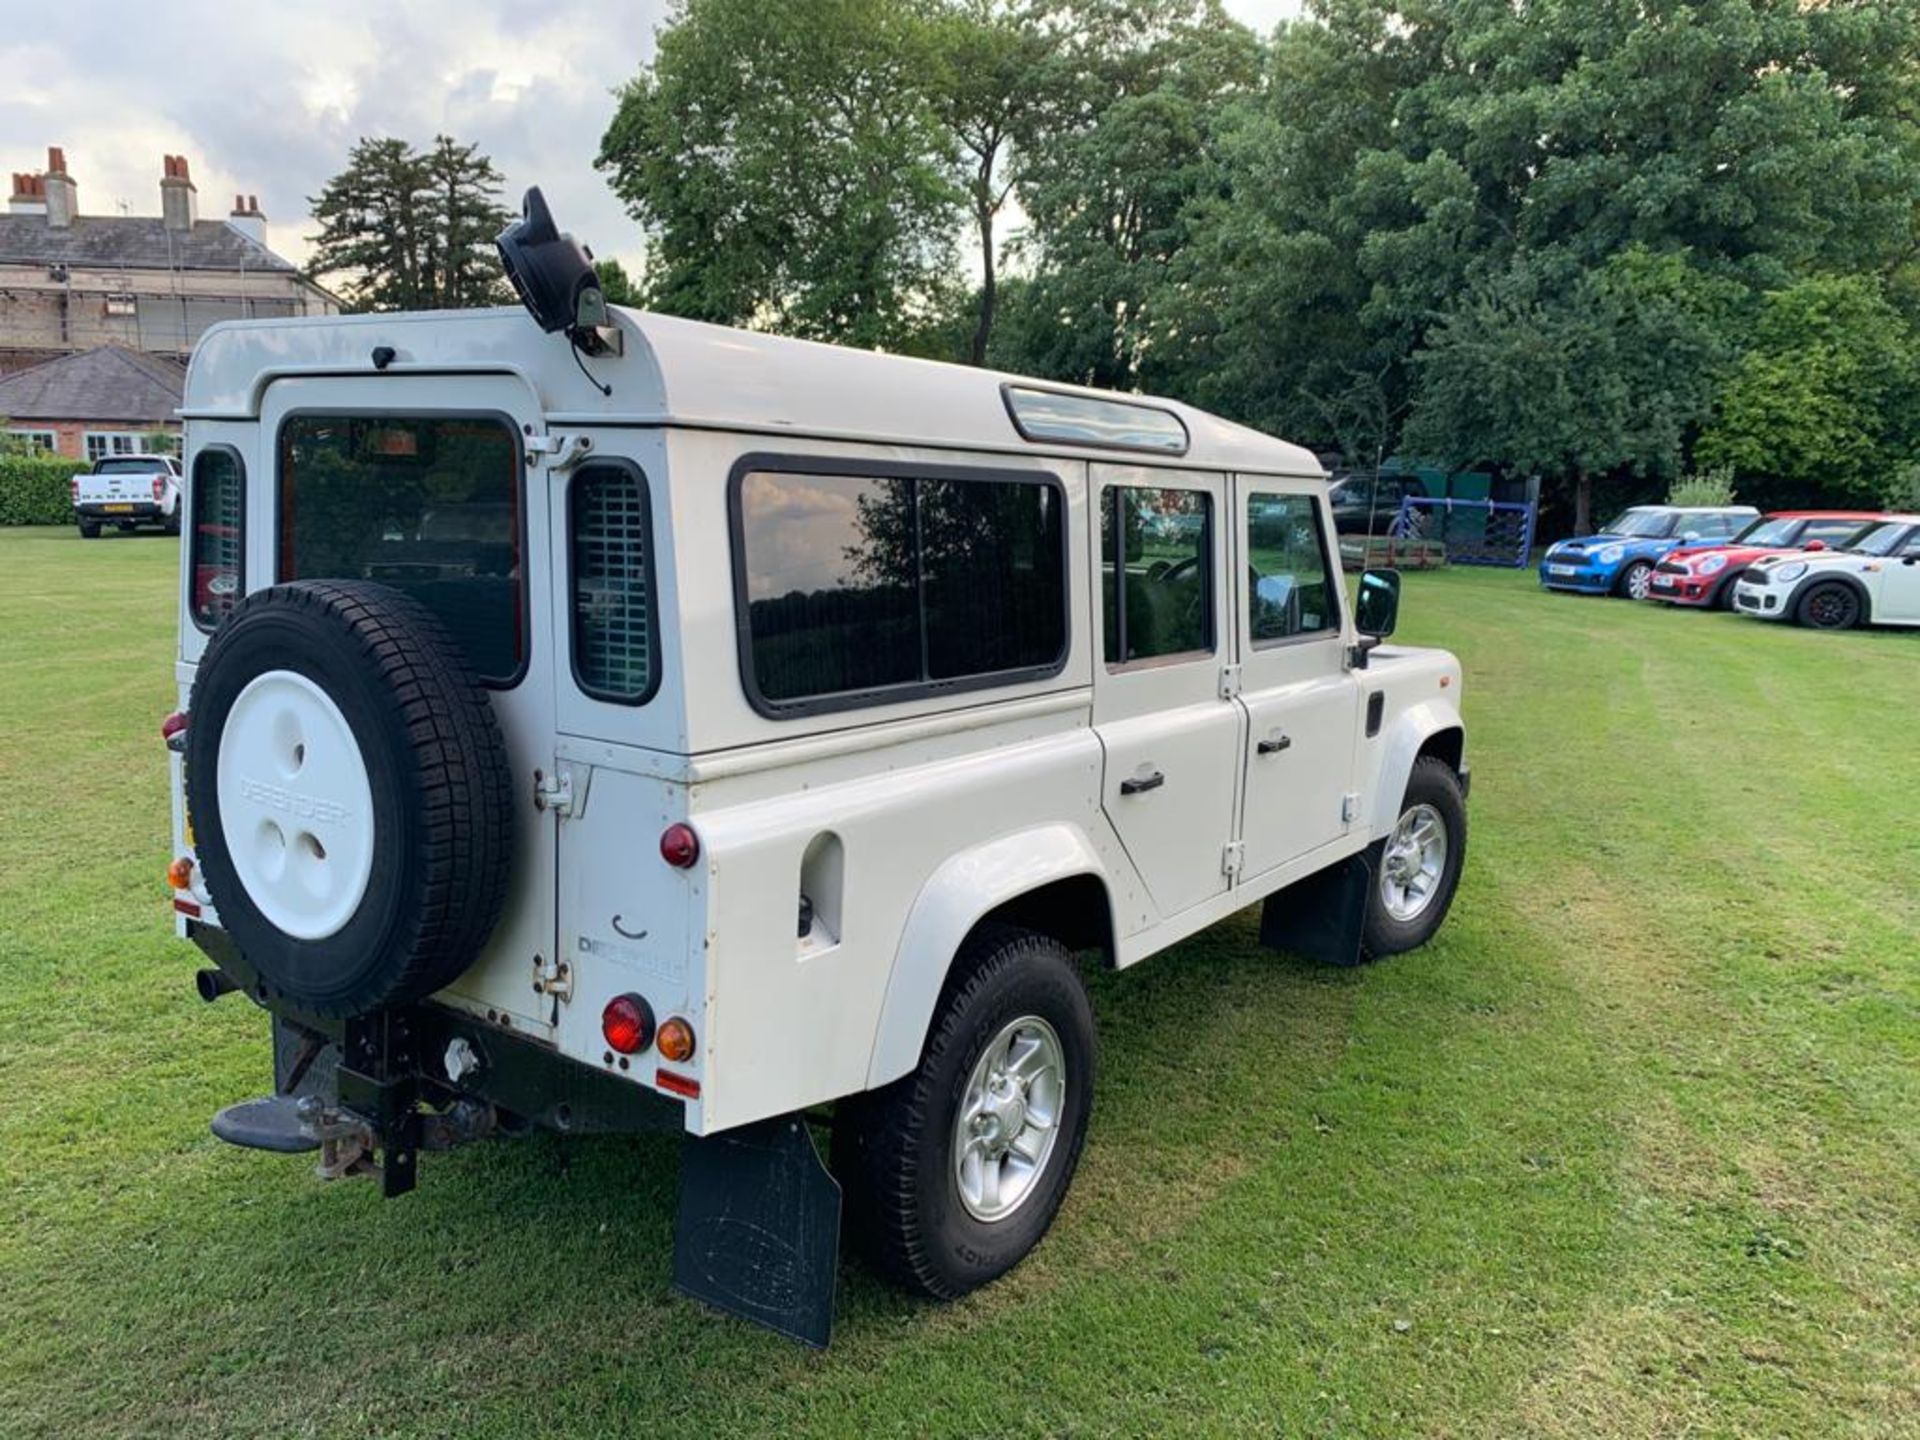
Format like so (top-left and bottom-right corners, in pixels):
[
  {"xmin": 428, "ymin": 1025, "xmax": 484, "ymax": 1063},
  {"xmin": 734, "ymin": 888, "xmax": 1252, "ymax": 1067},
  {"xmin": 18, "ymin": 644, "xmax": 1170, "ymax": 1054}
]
[
  {"xmin": 1257, "ymin": 734, "xmax": 1293, "ymax": 755},
  {"xmin": 1119, "ymin": 771, "xmax": 1165, "ymax": 796}
]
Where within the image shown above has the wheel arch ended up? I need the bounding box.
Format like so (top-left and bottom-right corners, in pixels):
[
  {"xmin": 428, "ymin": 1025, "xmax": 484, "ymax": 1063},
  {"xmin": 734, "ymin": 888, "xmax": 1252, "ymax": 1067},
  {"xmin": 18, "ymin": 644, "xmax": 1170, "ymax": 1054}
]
[
  {"xmin": 865, "ymin": 823, "xmax": 1116, "ymax": 1090},
  {"xmin": 1793, "ymin": 572, "xmax": 1871, "ymax": 625},
  {"xmin": 1367, "ymin": 701, "xmax": 1466, "ymax": 841}
]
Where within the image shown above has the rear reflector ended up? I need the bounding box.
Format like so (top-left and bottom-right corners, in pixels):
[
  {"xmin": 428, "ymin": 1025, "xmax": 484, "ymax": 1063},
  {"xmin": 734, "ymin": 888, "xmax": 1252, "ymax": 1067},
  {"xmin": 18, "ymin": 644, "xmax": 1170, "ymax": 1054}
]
[
  {"xmin": 656, "ymin": 1069, "xmax": 699, "ymax": 1100},
  {"xmin": 173, "ymin": 897, "xmax": 202, "ymax": 917}
]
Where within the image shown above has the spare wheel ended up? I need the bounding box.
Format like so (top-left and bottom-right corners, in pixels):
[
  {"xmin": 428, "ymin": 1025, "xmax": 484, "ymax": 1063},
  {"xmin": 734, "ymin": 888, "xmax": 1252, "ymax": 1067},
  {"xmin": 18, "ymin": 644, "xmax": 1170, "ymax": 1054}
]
[{"xmin": 185, "ymin": 580, "xmax": 514, "ymax": 1017}]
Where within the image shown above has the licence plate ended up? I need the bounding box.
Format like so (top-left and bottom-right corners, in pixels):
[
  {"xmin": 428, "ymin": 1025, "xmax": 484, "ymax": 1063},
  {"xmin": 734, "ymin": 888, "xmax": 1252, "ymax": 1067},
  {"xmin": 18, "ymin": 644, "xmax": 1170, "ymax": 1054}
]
[
  {"xmin": 1651, "ymin": 576, "xmax": 1675, "ymax": 589},
  {"xmin": 102, "ymin": 503, "xmax": 134, "ymax": 513},
  {"xmin": 1548, "ymin": 564, "xmax": 1578, "ymax": 577}
]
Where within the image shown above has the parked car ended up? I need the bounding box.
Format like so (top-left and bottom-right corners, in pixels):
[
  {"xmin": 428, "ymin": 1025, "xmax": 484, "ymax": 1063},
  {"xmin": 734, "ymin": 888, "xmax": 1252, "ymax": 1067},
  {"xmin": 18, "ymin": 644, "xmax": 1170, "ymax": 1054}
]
[
  {"xmin": 72, "ymin": 452, "xmax": 182, "ymax": 537},
  {"xmin": 1328, "ymin": 472, "xmax": 1425, "ymax": 534},
  {"xmin": 1538, "ymin": 504, "xmax": 1758, "ymax": 598},
  {"xmin": 163, "ymin": 190, "xmax": 1472, "ymax": 1348},
  {"xmin": 1646, "ymin": 510, "xmax": 1888, "ymax": 609},
  {"xmin": 1731, "ymin": 515, "xmax": 1920, "ymax": 629}
]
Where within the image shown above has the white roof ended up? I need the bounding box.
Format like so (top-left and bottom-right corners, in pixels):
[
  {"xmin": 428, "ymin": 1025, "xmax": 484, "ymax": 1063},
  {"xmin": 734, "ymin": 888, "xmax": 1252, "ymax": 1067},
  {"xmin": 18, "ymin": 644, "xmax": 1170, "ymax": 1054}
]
[{"xmin": 181, "ymin": 306, "xmax": 1321, "ymax": 476}]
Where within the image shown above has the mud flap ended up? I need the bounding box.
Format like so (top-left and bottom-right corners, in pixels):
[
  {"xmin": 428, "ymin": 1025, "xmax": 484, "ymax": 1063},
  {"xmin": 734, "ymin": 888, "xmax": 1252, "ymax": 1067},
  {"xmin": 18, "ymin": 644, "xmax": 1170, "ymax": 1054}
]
[
  {"xmin": 1259, "ymin": 847, "xmax": 1376, "ymax": 968},
  {"xmin": 673, "ymin": 1114, "xmax": 841, "ymax": 1348}
]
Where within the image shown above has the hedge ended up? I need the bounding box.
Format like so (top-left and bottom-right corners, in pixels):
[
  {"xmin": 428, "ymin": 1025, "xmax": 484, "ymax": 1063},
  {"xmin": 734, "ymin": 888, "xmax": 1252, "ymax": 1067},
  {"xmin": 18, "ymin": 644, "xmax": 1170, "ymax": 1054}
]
[{"xmin": 0, "ymin": 454, "xmax": 89, "ymax": 526}]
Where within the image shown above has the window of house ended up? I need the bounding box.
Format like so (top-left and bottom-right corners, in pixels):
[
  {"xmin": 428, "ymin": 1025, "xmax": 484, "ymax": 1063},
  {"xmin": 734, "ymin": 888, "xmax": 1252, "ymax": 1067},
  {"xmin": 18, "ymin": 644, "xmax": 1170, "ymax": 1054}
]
[
  {"xmin": 570, "ymin": 463, "xmax": 658, "ymax": 704},
  {"xmin": 85, "ymin": 431, "xmax": 149, "ymax": 462},
  {"xmin": 278, "ymin": 415, "xmax": 524, "ymax": 684},
  {"xmin": 1247, "ymin": 492, "xmax": 1338, "ymax": 642},
  {"xmin": 1100, "ymin": 486, "xmax": 1213, "ymax": 664},
  {"xmin": 6, "ymin": 430, "xmax": 55, "ymax": 453},
  {"xmin": 735, "ymin": 465, "xmax": 1067, "ymax": 713},
  {"xmin": 189, "ymin": 447, "xmax": 243, "ymax": 632}
]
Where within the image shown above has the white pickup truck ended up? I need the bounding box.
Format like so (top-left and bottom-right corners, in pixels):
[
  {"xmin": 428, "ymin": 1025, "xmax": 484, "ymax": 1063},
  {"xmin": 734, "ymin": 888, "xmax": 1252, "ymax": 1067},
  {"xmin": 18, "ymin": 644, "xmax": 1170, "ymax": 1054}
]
[{"xmin": 73, "ymin": 452, "xmax": 182, "ymax": 537}]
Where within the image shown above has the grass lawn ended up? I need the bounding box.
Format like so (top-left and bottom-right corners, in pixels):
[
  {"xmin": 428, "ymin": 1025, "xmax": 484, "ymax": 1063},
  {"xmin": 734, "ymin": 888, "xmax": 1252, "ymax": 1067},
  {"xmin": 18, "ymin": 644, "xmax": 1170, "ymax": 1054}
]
[{"xmin": 1, "ymin": 523, "xmax": 1914, "ymax": 1438}]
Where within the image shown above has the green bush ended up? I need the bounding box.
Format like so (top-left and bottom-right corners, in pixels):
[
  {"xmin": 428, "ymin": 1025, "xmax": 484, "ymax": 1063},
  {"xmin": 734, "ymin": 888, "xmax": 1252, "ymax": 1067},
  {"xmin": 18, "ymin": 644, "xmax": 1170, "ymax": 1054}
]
[
  {"xmin": 1667, "ymin": 466, "xmax": 1738, "ymax": 508},
  {"xmin": 0, "ymin": 454, "xmax": 88, "ymax": 526}
]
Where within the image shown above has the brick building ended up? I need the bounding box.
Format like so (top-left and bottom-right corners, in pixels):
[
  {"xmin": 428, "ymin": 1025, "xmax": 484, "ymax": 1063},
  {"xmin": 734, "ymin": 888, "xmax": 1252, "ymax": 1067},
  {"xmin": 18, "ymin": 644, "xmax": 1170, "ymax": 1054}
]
[
  {"xmin": 0, "ymin": 344, "xmax": 186, "ymax": 461},
  {"xmin": 0, "ymin": 147, "xmax": 339, "ymax": 376}
]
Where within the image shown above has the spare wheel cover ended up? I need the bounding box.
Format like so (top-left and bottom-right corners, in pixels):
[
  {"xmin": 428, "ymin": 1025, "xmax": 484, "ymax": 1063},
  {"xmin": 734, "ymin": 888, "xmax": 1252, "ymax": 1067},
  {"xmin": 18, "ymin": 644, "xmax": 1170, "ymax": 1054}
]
[{"xmin": 215, "ymin": 669, "xmax": 376, "ymax": 941}]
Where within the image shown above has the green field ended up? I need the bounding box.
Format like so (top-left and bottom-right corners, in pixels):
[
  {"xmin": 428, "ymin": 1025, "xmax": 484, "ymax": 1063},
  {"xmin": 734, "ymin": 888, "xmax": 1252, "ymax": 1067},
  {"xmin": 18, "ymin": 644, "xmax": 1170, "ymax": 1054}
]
[{"xmin": 1, "ymin": 524, "xmax": 1914, "ymax": 1438}]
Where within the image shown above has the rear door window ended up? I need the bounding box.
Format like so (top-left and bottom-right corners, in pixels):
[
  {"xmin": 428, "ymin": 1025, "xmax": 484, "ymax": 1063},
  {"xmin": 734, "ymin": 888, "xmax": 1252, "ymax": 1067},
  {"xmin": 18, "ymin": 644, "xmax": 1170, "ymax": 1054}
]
[
  {"xmin": 1100, "ymin": 486, "xmax": 1213, "ymax": 664},
  {"xmin": 189, "ymin": 446, "xmax": 243, "ymax": 632},
  {"xmin": 277, "ymin": 415, "xmax": 524, "ymax": 683}
]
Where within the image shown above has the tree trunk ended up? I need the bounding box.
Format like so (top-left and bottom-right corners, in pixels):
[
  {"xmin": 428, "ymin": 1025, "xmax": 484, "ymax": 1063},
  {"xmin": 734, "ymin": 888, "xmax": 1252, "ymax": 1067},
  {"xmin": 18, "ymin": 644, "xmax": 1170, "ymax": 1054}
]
[
  {"xmin": 970, "ymin": 200, "xmax": 996, "ymax": 368},
  {"xmin": 1573, "ymin": 467, "xmax": 1592, "ymax": 536}
]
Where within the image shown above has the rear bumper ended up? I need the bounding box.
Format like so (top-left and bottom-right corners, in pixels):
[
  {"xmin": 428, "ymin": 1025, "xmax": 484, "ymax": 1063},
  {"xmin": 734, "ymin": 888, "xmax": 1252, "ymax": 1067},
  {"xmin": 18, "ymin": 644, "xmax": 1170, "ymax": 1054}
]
[{"xmin": 75, "ymin": 501, "xmax": 165, "ymax": 520}]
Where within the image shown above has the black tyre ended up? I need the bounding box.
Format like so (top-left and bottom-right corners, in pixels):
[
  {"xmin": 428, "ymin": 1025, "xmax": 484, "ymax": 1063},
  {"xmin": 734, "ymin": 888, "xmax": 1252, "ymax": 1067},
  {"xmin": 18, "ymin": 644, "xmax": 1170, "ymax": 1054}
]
[
  {"xmin": 78, "ymin": 521, "xmax": 100, "ymax": 539},
  {"xmin": 1712, "ymin": 571, "xmax": 1745, "ymax": 610},
  {"xmin": 185, "ymin": 580, "xmax": 514, "ymax": 1017},
  {"xmin": 1361, "ymin": 756, "xmax": 1467, "ymax": 959},
  {"xmin": 836, "ymin": 925, "xmax": 1096, "ymax": 1300},
  {"xmin": 1617, "ymin": 560, "xmax": 1654, "ymax": 601},
  {"xmin": 1795, "ymin": 581, "xmax": 1861, "ymax": 631}
]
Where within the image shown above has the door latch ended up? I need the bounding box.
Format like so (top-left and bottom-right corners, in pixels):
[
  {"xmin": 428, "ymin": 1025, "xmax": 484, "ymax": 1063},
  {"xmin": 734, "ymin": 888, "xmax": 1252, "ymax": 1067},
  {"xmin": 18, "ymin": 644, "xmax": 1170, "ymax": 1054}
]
[{"xmin": 533, "ymin": 768, "xmax": 574, "ymax": 817}]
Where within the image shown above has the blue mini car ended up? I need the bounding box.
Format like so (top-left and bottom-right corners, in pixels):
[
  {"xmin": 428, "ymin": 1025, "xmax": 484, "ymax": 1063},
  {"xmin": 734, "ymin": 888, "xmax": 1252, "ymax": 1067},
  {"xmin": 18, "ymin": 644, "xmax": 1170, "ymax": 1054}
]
[{"xmin": 1539, "ymin": 505, "xmax": 1758, "ymax": 599}]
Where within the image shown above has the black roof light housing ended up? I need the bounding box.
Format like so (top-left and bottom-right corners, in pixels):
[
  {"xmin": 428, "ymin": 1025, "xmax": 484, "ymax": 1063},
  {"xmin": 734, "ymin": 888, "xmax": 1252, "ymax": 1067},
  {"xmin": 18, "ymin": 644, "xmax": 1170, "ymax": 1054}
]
[{"xmin": 496, "ymin": 186, "xmax": 614, "ymax": 347}]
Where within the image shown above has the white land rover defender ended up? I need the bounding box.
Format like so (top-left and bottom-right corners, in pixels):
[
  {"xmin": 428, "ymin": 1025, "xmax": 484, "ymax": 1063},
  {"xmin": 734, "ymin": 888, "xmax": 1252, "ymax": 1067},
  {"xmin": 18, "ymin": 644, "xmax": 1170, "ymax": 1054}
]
[{"xmin": 167, "ymin": 192, "xmax": 1469, "ymax": 1345}]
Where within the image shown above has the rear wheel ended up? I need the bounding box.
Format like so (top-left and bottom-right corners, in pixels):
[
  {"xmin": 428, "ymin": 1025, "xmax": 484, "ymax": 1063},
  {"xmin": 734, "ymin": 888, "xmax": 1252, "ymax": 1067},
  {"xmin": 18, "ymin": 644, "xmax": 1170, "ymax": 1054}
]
[
  {"xmin": 77, "ymin": 521, "xmax": 100, "ymax": 539},
  {"xmin": 836, "ymin": 925, "xmax": 1095, "ymax": 1300},
  {"xmin": 1796, "ymin": 581, "xmax": 1861, "ymax": 631},
  {"xmin": 1361, "ymin": 756, "xmax": 1467, "ymax": 958}
]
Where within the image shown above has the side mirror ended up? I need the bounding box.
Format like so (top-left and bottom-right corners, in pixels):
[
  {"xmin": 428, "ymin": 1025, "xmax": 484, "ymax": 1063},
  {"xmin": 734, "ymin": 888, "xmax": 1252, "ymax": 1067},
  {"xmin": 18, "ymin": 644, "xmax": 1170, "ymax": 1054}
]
[
  {"xmin": 1355, "ymin": 567, "xmax": 1401, "ymax": 641},
  {"xmin": 1804, "ymin": 540, "xmax": 1828, "ymax": 552},
  {"xmin": 1680, "ymin": 530, "xmax": 1701, "ymax": 542}
]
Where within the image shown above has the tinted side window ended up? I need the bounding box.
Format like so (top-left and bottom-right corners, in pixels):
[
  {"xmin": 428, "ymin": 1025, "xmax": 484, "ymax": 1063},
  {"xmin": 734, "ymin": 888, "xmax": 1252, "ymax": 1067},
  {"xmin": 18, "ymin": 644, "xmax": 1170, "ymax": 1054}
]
[
  {"xmin": 1101, "ymin": 486, "xmax": 1212, "ymax": 664},
  {"xmin": 738, "ymin": 467, "xmax": 1067, "ymax": 711},
  {"xmin": 278, "ymin": 416, "xmax": 523, "ymax": 683},
  {"xmin": 1802, "ymin": 519, "xmax": 1870, "ymax": 546},
  {"xmin": 1248, "ymin": 492, "xmax": 1337, "ymax": 642},
  {"xmin": 189, "ymin": 447, "xmax": 243, "ymax": 632},
  {"xmin": 570, "ymin": 464, "xmax": 657, "ymax": 704}
]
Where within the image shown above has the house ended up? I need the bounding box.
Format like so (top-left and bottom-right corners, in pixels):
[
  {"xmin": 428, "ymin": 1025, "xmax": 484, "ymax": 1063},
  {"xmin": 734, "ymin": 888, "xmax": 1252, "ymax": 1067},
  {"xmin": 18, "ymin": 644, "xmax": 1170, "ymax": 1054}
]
[
  {"xmin": 0, "ymin": 344, "xmax": 185, "ymax": 461},
  {"xmin": 0, "ymin": 147, "xmax": 339, "ymax": 375}
]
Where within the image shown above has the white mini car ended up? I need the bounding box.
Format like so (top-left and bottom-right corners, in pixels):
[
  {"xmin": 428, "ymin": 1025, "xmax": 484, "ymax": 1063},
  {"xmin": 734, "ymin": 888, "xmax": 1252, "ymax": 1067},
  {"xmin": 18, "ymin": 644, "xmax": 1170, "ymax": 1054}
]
[
  {"xmin": 1731, "ymin": 515, "xmax": 1920, "ymax": 630},
  {"xmin": 166, "ymin": 192, "xmax": 1470, "ymax": 1345}
]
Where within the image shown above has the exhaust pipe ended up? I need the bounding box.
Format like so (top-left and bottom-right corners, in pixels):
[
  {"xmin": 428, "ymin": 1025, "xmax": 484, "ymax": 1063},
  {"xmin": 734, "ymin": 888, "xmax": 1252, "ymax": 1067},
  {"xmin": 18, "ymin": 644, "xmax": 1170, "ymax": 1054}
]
[{"xmin": 195, "ymin": 967, "xmax": 238, "ymax": 1003}]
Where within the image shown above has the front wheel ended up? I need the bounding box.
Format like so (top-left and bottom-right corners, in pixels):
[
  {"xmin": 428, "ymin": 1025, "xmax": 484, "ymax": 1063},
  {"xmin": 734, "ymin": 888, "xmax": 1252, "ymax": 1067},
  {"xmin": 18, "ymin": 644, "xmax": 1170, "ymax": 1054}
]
[
  {"xmin": 835, "ymin": 925, "xmax": 1096, "ymax": 1300},
  {"xmin": 1362, "ymin": 756, "xmax": 1468, "ymax": 958},
  {"xmin": 1796, "ymin": 581, "xmax": 1861, "ymax": 631},
  {"xmin": 1618, "ymin": 560, "xmax": 1654, "ymax": 600}
]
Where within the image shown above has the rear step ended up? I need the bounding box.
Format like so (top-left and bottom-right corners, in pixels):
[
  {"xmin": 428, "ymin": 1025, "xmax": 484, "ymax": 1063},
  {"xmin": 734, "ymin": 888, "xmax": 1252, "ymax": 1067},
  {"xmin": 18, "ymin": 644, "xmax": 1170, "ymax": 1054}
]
[{"xmin": 210, "ymin": 1095, "xmax": 320, "ymax": 1153}]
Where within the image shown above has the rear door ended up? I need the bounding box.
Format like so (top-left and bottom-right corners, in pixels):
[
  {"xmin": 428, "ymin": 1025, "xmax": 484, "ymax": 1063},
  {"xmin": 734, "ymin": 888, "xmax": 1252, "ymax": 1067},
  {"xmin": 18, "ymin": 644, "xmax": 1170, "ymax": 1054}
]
[
  {"xmin": 261, "ymin": 375, "xmax": 558, "ymax": 1038},
  {"xmin": 1235, "ymin": 481, "xmax": 1360, "ymax": 880},
  {"xmin": 1090, "ymin": 464, "xmax": 1242, "ymax": 921}
]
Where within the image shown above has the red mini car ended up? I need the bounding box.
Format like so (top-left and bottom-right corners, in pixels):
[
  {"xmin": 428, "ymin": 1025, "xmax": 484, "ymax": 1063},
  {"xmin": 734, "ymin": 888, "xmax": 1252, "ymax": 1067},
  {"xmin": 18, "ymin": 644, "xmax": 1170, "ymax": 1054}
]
[{"xmin": 1646, "ymin": 510, "xmax": 1888, "ymax": 608}]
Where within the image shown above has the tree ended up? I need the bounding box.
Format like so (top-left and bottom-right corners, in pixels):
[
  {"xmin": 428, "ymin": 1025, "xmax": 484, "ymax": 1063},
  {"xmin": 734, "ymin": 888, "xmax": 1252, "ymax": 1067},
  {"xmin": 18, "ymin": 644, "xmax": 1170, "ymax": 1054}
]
[
  {"xmin": 308, "ymin": 135, "xmax": 512, "ymax": 311},
  {"xmin": 1696, "ymin": 275, "xmax": 1920, "ymax": 508},
  {"xmin": 597, "ymin": 0, "xmax": 961, "ymax": 350},
  {"xmin": 595, "ymin": 257, "xmax": 644, "ymax": 309}
]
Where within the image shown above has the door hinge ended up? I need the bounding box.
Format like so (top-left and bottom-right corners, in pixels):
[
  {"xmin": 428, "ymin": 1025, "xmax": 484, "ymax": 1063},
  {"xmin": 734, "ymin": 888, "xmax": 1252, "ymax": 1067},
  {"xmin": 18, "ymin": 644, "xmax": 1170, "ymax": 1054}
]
[
  {"xmin": 1342, "ymin": 792, "xmax": 1361, "ymax": 823},
  {"xmin": 1222, "ymin": 841, "xmax": 1245, "ymax": 877},
  {"xmin": 532, "ymin": 952, "xmax": 572, "ymax": 1002},
  {"xmin": 1218, "ymin": 664, "xmax": 1242, "ymax": 700},
  {"xmin": 533, "ymin": 768, "xmax": 574, "ymax": 817},
  {"xmin": 523, "ymin": 432, "xmax": 593, "ymax": 471}
]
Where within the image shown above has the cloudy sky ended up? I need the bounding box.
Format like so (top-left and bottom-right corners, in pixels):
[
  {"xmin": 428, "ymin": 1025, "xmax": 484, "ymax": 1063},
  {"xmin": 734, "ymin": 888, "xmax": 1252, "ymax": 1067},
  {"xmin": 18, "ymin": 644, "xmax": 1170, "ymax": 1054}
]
[{"xmin": 1, "ymin": 0, "xmax": 1303, "ymax": 279}]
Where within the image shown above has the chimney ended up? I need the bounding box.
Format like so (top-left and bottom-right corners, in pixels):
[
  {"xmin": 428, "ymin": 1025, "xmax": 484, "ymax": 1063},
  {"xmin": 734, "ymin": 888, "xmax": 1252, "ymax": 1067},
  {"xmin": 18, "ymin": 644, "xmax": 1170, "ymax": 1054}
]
[
  {"xmin": 226, "ymin": 191, "xmax": 267, "ymax": 248},
  {"xmin": 8, "ymin": 172, "xmax": 47, "ymax": 216},
  {"xmin": 42, "ymin": 146, "xmax": 77, "ymax": 228},
  {"xmin": 160, "ymin": 153, "xmax": 197, "ymax": 231}
]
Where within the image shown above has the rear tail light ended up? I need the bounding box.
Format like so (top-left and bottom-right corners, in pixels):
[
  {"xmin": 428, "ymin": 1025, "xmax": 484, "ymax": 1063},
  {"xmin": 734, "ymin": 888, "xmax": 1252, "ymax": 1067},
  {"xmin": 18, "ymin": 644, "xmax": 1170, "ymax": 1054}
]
[
  {"xmin": 70, "ymin": 478, "xmax": 80, "ymax": 502},
  {"xmin": 161, "ymin": 710, "xmax": 188, "ymax": 752},
  {"xmin": 659, "ymin": 823, "xmax": 700, "ymax": 869},
  {"xmin": 656, "ymin": 1016, "xmax": 696, "ymax": 1064},
  {"xmin": 601, "ymin": 993, "xmax": 656, "ymax": 1055},
  {"xmin": 153, "ymin": 476, "xmax": 165, "ymax": 502}
]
